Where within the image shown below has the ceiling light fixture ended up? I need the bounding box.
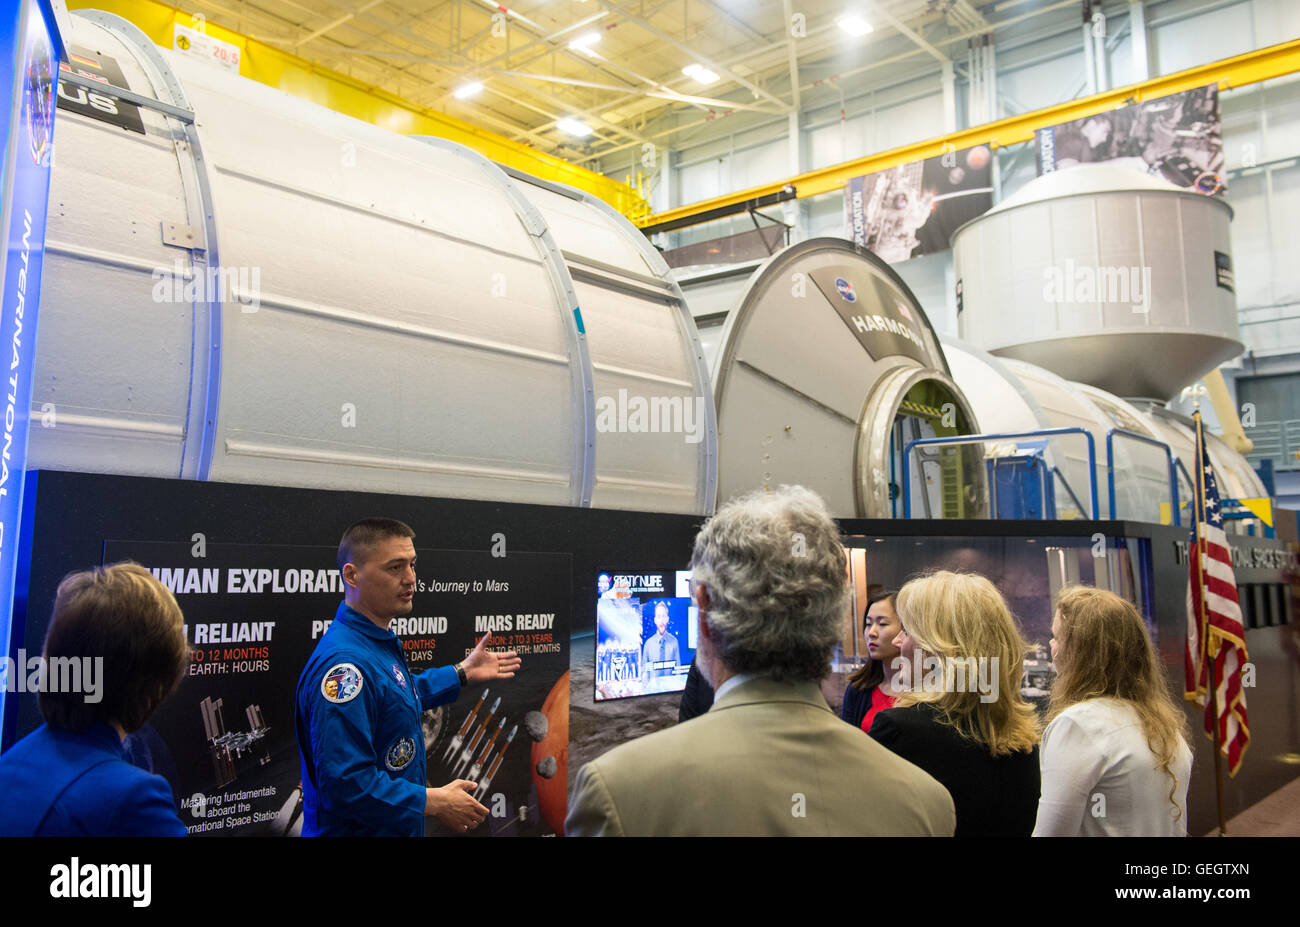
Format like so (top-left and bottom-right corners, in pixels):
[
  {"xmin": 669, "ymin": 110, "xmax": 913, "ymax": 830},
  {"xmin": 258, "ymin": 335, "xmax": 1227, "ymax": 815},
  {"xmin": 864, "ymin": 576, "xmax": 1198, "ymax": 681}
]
[
  {"xmin": 681, "ymin": 63, "xmax": 719, "ymax": 85},
  {"xmin": 838, "ymin": 14, "xmax": 873, "ymax": 36},
  {"xmin": 557, "ymin": 117, "xmax": 592, "ymax": 137},
  {"xmin": 453, "ymin": 81, "xmax": 483, "ymax": 100},
  {"xmin": 569, "ymin": 31, "xmax": 601, "ymax": 54}
]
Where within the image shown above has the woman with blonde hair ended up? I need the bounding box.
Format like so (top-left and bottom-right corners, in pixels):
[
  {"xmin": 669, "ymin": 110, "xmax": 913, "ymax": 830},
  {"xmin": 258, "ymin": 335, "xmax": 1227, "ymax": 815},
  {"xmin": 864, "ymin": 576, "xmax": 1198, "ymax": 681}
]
[
  {"xmin": 868, "ymin": 570, "xmax": 1041, "ymax": 836},
  {"xmin": 1033, "ymin": 586, "xmax": 1191, "ymax": 836}
]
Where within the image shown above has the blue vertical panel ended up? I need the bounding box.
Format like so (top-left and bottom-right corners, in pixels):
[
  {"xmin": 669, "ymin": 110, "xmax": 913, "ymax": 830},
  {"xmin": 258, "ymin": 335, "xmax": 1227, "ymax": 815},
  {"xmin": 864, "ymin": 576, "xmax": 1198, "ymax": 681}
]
[{"xmin": 0, "ymin": 0, "xmax": 62, "ymax": 741}]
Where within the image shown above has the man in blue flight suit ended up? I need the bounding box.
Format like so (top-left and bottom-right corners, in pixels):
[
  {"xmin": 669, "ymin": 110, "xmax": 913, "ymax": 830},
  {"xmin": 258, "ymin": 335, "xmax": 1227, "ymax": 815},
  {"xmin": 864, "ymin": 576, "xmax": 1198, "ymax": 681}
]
[{"xmin": 295, "ymin": 518, "xmax": 522, "ymax": 836}]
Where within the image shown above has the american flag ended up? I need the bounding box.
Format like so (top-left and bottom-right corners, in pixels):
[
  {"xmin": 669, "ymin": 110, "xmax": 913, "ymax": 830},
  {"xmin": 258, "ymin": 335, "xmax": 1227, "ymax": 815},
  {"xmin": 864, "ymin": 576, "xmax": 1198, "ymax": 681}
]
[{"xmin": 1184, "ymin": 412, "xmax": 1250, "ymax": 775}]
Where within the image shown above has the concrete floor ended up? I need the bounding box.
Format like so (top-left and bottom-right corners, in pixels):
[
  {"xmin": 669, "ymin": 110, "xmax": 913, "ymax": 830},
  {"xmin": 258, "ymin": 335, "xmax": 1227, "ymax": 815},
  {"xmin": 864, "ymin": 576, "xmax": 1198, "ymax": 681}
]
[{"xmin": 1202, "ymin": 773, "xmax": 1300, "ymax": 837}]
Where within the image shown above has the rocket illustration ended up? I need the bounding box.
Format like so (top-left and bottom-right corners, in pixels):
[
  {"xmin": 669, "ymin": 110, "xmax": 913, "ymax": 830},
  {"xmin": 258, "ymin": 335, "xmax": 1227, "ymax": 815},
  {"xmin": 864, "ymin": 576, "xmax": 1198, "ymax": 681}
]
[
  {"xmin": 473, "ymin": 724, "xmax": 518, "ymax": 801},
  {"xmin": 441, "ymin": 688, "xmax": 488, "ymax": 763},
  {"xmin": 452, "ymin": 696, "xmax": 501, "ymax": 778},
  {"xmin": 468, "ymin": 717, "xmax": 507, "ymax": 781}
]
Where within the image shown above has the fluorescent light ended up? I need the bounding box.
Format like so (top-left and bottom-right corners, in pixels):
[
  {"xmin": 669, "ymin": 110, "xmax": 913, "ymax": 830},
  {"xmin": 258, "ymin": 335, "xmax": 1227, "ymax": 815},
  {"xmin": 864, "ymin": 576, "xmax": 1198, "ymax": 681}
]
[
  {"xmin": 453, "ymin": 81, "xmax": 483, "ymax": 100},
  {"xmin": 557, "ymin": 117, "xmax": 592, "ymax": 137},
  {"xmin": 681, "ymin": 63, "xmax": 719, "ymax": 85},
  {"xmin": 838, "ymin": 14, "xmax": 873, "ymax": 36},
  {"xmin": 569, "ymin": 31, "xmax": 601, "ymax": 54}
]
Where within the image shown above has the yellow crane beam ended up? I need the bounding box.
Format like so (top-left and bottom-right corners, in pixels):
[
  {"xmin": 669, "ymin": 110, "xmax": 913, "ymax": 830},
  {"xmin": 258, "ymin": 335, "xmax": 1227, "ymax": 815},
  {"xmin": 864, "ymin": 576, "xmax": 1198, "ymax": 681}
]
[
  {"xmin": 65, "ymin": 0, "xmax": 647, "ymax": 216},
  {"xmin": 638, "ymin": 37, "xmax": 1300, "ymax": 229}
]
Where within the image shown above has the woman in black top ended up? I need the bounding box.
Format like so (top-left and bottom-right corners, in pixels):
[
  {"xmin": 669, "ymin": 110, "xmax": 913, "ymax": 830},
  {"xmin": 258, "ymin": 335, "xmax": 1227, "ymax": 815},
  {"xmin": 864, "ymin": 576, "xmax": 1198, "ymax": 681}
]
[
  {"xmin": 841, "ymin": 590, "xmax": 902, "ymax": 733},
  {"xmin": 868, "ymin": 571, "xmax": 1041, "ymax": 837}
]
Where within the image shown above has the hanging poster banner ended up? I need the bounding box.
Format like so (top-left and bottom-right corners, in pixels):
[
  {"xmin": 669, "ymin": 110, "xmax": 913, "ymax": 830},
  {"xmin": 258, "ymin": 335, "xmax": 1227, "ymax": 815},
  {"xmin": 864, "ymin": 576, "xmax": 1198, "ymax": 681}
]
[
  {"xmin": 1035, "ymin": 84, "xmax": 1225, "ymax": 195},
  {"xmin": 843, "ymin": 145, "xmax": 993, "ymax": 263}
]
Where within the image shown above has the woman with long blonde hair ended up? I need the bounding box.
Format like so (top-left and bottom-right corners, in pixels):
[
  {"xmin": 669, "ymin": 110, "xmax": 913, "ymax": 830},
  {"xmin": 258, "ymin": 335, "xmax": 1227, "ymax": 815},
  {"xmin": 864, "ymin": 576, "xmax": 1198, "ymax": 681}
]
[
  {"xmin": 1034, "ymin": 586, "xmax": 1192, "ymax": 836},
  {"xmin": 868, "ymin": 571, "xmax": 1041, "ymax": 836}
]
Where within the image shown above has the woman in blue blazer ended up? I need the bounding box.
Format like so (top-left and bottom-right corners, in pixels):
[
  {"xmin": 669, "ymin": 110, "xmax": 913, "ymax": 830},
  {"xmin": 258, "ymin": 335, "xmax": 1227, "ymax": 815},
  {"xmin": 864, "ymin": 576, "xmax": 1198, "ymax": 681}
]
[{"xmin": 0, "ymin": 563, "xmax": 190, "ymax": 836}]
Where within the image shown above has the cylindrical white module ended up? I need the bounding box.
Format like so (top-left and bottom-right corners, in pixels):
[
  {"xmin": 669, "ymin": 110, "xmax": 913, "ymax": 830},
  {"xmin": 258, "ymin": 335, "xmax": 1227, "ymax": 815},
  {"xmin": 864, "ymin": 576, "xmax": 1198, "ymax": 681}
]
[
  {"xmin": 33, "ymin": 10, "xmax": 716, "ymax": 514},
  {"xmin": 952, "ymin": 164, "xmax": 1242, "ymax": 402},
  {"xmin": 679, "ymin": 238, "xmax": 986, "ymax": 518}
]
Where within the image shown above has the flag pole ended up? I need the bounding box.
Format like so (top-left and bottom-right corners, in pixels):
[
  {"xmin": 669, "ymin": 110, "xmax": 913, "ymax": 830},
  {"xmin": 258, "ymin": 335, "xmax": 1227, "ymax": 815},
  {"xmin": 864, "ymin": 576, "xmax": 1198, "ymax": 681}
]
[{"xmin": 1194, "ymin": 407, "xmax": 1228, "ymax": 836}]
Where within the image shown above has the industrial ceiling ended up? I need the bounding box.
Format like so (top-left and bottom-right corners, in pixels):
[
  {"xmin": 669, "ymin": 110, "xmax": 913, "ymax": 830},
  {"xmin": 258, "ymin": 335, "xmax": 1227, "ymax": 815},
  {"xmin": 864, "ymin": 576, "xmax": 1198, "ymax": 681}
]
[{"xmin": 156, "ymin": 0, "xmax": 1084, "ymax": 165}]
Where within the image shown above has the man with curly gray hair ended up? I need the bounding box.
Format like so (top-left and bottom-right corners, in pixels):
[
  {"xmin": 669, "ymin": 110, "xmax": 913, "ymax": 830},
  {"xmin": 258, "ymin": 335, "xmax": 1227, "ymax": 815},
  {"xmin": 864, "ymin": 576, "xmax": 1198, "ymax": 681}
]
[{"xmin": 566, "ymin": 485, "xmax": 955, "ymax": 837}]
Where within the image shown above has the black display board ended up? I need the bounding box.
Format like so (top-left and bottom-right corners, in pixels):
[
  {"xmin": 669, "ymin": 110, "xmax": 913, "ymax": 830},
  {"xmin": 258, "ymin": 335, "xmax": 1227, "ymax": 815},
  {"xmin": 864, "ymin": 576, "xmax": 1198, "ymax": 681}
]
[{"xmin": 6, "ymin": 470, "xmax": 701, "ymax": 836}]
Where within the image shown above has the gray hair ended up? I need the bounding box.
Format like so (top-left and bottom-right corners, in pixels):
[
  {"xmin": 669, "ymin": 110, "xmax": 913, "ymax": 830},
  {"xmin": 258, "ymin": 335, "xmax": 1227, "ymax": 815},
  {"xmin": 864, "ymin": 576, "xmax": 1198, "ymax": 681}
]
[{"xmin": 690, "ymin": 485, "xmax": 848, "ymax": 683}]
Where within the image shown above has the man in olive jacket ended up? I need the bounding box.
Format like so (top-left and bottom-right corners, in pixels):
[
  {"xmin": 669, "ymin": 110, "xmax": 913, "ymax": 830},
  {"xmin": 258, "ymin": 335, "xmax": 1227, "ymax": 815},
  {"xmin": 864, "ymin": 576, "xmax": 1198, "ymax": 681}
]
[{"xmin": 565, "ymin": 486, "xmax": 955, "ymax": 837}]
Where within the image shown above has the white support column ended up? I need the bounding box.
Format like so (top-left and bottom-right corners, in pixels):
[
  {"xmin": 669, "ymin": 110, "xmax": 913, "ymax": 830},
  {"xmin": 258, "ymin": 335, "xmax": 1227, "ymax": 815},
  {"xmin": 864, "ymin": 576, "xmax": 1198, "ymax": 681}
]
[
  {"xmin": 968, "ymin": 44, "xmax": 984, "ymax": 124},
  {"xmin": 942, "ymin": 60, "xmax": 957, "ymax": 132},
  {"xmin": 1092, "ymin": 7, "xmax": 1109, "ymax": 92},
  {"xmin": 655, "ymin": 145, "xmax": 673, "ymax": 214},
  {"xmin": 984, "ymin": 38, "xmax": 997, "ymax": 123},
  {"xmin": 785, "ymin": 110, "xmax": 802, "ymax": 241},
  {"xmin": 1082, "ymin": 21, "xmax": 1097, "ymax": 96},
  {"xmin": 1129, "ymin": 0, "xmax": 1150, "ymax": 81}
]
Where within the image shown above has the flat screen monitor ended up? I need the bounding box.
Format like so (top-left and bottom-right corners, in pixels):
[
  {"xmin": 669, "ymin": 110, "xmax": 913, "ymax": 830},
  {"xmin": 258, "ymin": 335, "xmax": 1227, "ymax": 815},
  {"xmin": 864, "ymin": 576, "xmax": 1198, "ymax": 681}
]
[{"xmin": 593, "ymin": 569, "xmax": 695, "ymax": 701}]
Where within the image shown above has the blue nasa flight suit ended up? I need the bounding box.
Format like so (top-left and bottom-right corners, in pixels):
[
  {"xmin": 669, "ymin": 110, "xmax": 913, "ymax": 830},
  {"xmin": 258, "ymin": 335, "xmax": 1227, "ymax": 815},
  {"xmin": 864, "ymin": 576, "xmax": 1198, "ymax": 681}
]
[
  {"xmin": 295, "ymin": 602, "xmax": 461, "ymax": 836},
  {"xmin": 0, "ymin": 723, "xmax": 187, "ymax": 836}
]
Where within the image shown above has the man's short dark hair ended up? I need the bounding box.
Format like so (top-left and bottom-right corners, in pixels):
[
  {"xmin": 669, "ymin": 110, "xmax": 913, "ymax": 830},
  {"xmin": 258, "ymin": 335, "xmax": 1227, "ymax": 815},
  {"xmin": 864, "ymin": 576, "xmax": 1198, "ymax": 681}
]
[
  {"xmin": 40, "ymin": 562, "xmax": 189, "ymax": 733},
  {"xmin": 338, "ymin": 518, "xmax": 416, "ymax": 575}
]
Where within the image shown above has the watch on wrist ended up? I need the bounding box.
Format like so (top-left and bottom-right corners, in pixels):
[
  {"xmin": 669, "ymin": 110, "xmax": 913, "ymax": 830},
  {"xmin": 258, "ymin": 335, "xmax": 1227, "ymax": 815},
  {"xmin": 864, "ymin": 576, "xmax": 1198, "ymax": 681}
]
[{"xmin": 455, "ymin": 662, "xmax": 467, "ymax": 686}]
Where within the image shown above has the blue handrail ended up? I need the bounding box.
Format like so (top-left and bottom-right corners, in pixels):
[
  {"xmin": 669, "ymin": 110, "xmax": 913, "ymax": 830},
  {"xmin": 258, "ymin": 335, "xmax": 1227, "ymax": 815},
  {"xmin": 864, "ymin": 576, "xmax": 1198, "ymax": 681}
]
[
  {"xmin": 1175, "ymin": 457, "xmax": 1193, "ymax": 495},
  {"xmin": 901, "ymin": 427, "xmax": 1099, "ymax": 519},
  {"xmin": 1105, "ymin": 428, "xmax": 1180, "ymax": 527}
]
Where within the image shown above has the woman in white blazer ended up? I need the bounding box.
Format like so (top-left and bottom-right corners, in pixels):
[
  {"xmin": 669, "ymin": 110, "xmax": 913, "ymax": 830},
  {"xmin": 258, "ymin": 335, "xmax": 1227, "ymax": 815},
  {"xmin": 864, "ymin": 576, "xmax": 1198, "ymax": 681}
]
[{"xmin": 1033, "ymin": 586, "xmax": 1193, "ymax": 836}]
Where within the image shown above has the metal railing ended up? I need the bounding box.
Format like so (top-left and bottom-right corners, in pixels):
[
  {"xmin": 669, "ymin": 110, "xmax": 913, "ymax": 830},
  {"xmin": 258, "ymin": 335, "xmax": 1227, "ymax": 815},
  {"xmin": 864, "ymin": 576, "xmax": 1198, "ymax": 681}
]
[
  {"xmin": 1245, "ymin": 418, "xmax": 1300, "ymax": 472},
  {"xmin": 1105, "ymin": 428, "xmax": 1180, "ymax": 527},
  {"xmin": 901, "ymin": 427, "xmax": 1100, "ymax": 520}
]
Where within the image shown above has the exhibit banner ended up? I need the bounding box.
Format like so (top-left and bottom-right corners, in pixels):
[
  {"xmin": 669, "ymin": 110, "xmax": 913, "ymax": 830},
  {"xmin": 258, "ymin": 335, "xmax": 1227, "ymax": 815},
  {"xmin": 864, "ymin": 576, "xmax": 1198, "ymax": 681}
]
[
  {"xmin": 99, "ymin": 541, "xmax": 570, "ymax": 837},
  {"xmin": 0, "ymin": 0, "xmax": 61, "ymax": 734},
  {"xmin": 842, "ymin": 145, "xmax": 993, "ymax": 263},
  {"xmin": 1034, "ymin": 84, "xmax": 1225, "ymax": 195}
]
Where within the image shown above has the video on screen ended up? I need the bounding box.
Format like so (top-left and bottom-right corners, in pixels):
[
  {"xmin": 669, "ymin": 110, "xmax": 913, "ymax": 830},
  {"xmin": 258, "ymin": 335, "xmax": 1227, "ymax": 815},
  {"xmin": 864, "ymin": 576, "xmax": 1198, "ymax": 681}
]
[{"xmin": 594, "ymin": 570, "xmax": 696, "ymax": 701}]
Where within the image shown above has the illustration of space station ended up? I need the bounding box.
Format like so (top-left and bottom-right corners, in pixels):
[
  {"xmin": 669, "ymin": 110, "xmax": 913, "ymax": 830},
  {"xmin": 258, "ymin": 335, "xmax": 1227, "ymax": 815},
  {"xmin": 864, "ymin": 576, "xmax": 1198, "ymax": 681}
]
[{"xmin": 200, "ymin": 696, "xmax": 271, "ymax": 788}]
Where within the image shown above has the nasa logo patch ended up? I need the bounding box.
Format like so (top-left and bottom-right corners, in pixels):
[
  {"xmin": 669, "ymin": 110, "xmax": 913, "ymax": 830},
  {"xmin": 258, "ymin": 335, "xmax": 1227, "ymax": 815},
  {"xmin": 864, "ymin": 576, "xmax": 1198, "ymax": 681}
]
[
  {"xmin": 392, "ymin": 663, "xmax": 407, "ymax": 689},
  {"xmin": 321, "ymin": 663, "xmax": 364, "ymax": 704},
  {"xmin": 385, "ymin": 737, "xmax": 416, "ymax": 771},
  {"xmin": 835, "ymin": 277, "xmax": 856, "ymax": 302}
]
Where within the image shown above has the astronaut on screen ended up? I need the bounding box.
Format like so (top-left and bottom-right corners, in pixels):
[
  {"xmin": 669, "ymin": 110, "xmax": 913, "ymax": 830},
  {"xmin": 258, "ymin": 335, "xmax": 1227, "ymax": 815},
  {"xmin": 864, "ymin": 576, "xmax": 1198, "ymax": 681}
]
[{"xmin": 641, "ymin": 601, "xmax": 680, "ymax": 683}]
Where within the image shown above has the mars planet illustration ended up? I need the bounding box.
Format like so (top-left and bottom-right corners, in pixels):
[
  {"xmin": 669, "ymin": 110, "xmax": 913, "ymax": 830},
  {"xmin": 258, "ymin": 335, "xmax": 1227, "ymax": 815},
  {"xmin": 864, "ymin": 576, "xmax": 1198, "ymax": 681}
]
[{"xmin": 530, "ymin": 671, "xmax": 569, "ymax": 833}]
